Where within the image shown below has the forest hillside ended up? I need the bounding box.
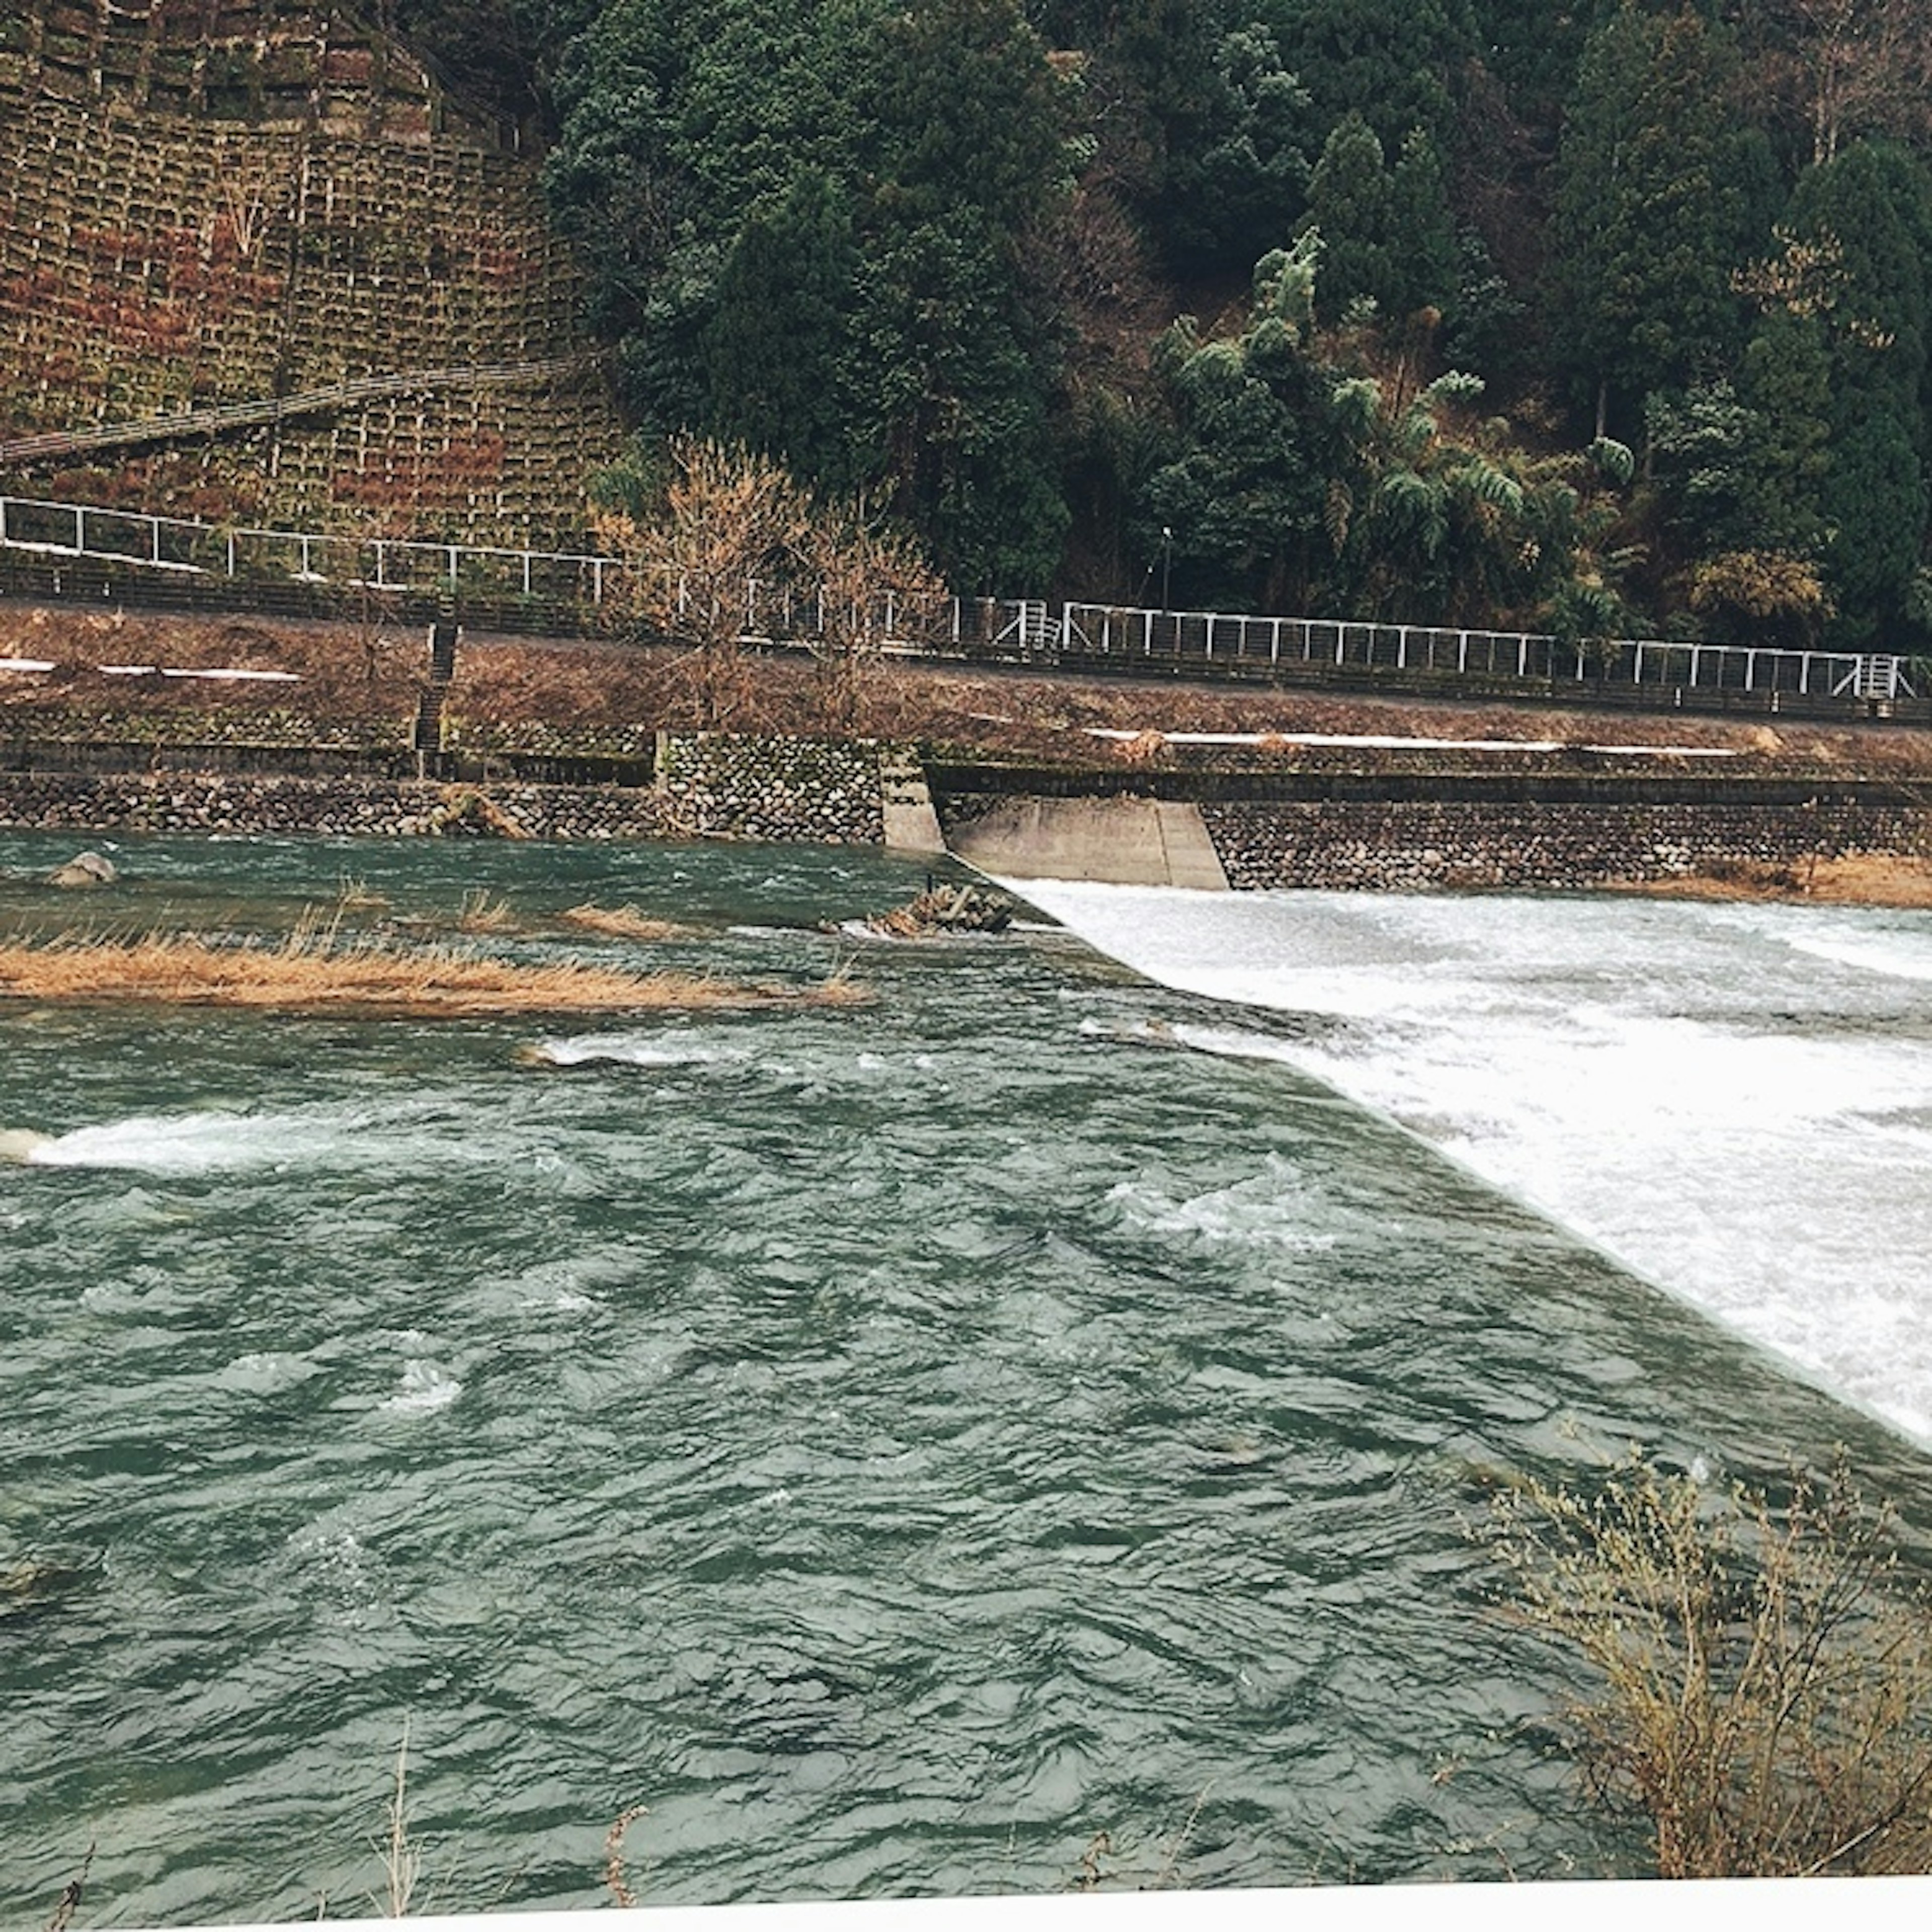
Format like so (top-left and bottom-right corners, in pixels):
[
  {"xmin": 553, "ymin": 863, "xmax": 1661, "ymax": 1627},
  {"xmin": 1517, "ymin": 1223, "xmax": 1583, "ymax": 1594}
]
[{"xmin": 7, "ymin": 0, "xmax": 1932, "ymax": 651}]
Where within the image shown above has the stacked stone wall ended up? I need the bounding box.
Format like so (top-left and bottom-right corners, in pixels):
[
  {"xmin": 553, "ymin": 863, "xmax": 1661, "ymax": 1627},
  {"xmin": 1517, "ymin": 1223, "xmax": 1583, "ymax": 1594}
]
[
  {"xmin": 0, "ymin": 735, "xmax": 892, "ymax": 845},
  {"xmin": 656, "ymin": 735, "xmax": 884, "ymax": 845},
  {"xmin": 1202, "ymin": 801, "xmax": 1929, "ymax": 891}
]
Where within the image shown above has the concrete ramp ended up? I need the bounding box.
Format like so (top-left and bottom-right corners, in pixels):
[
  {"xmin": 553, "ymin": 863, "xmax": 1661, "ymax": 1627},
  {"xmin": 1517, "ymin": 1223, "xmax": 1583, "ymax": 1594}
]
[{"xmin": 946, "ymin": 795, "xmax": 1229, "ymax": 890}]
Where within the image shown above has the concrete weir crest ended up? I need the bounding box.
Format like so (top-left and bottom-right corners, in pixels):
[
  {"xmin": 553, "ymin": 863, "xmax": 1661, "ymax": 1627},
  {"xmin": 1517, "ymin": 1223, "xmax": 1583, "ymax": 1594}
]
[{"xmin": 945, "ymin": 795, "xmax": 1230, "ymax": 890}]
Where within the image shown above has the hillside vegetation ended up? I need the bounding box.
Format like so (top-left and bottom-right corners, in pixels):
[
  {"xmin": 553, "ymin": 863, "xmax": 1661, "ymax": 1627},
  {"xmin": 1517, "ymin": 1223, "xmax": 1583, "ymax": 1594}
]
[
  {"xmin": 504, "ymin": 0, "xmax": 1932, "ymax": 648},
  {"xmin": 0, "ymin": 0, "xmax": 621, "ymax": 543},
  {"xmin": 7, "ymin": 0, "xmax": 1932, "ymax": 656}
]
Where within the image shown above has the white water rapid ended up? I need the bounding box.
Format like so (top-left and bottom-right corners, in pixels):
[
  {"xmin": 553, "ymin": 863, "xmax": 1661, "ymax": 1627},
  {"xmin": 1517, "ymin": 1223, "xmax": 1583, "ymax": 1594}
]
[{"xmin": 1012, "ymin": 881, "xmax": 1932, "ymax": 1447}]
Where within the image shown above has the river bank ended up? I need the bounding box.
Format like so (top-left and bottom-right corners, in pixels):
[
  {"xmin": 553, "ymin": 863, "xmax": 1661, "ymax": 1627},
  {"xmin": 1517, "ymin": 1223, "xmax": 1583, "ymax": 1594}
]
[{"xmin": 3, "ymin": 599, "xmax": 1930, "ymax": 903}]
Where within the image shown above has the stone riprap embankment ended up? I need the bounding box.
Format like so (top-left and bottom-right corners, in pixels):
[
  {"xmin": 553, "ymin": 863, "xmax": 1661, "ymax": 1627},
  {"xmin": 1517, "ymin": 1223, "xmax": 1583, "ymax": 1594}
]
[
  {"xmin": 0, "ymin": 771, "xmax": 673, "ymax": 840},
  {"xmin": 0, "ymin": 735, "xmax": 893, "ymax": 845},
  {"xmin": 657, "ymin": 734, "xmax": 883, "ymax": 844},
  {"xmin": 1201, "ymin": 799, "xmax": 1929, "ymax": 891}
]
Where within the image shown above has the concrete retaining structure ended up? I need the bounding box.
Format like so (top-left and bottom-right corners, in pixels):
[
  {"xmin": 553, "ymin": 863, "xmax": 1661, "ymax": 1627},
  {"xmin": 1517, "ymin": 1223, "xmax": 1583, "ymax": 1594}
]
[
  {"xmin": 0, "ymin": 734, "xmax": 896, "ymax": 846},
  {"xmin": 947, "ymin": 795, "xmax": 1229, "ymax": 889},
  {"xmin": 1201, "ymin": 799, "xmax": 1929, "ymax": 891}
]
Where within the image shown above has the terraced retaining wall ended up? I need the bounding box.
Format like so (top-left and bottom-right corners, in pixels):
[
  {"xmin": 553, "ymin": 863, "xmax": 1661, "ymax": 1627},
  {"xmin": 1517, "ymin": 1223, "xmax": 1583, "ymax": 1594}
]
[
  {"xmin": 0, "ymin": 735, "xmax": 890, "ymax": 845},
  {"xmin": 1201, "ymin": 800, "xmax": 1930, "ymax": 891}
]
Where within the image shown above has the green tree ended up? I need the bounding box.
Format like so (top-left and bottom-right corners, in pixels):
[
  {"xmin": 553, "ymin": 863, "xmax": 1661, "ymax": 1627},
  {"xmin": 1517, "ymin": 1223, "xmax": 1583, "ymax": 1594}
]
[
  {"xmin": 545, "ymin": 0, "xmax": 1078, "ymax": 590},
  {"xmin": 1548, "ymin": 4, "xmax": 1761, "ymax": 438},
  {"xmin": 1141, "ymin": 237, "xmax": 1339, "ymax": 611},
  {"xmin": 1266, "ymin": 0, "xmax": 1478, "ymax": 160},
  {"xmin": 1102, "ymin": 0, "xmax": 1314, "ymax": 274},
  {"xmin": 1782, "ymin": 140, "xmax": 1932, "ymax": 640}
]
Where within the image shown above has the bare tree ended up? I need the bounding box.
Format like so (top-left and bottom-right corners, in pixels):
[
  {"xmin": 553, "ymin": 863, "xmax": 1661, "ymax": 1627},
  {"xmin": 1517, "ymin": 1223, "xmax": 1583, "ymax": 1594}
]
[
  {"xmin": 593, "ymin": 437, "xmax": 942, "ymax": 732},
  {"xmin": 1749, "ymin": 0, "xmax": 1932, "ymax": 165}
]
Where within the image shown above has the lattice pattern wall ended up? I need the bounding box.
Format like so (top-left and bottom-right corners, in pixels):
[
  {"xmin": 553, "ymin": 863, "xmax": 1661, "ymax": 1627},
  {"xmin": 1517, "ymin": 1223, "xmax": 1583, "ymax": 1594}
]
[{"xmin": 0, "ymin": 0, "xmax": 623, "ymax": 544}]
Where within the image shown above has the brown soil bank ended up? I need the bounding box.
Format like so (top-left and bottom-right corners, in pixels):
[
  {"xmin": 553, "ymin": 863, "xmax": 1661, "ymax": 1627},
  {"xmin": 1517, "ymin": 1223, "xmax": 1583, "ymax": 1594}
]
[
  {"xmin": 1614, "ymin": 854, "xmax": 1932, "ymax": 910},
  {"xmin": 5, "ymin": 602, "xmax": 1931, "ymax": 779}
]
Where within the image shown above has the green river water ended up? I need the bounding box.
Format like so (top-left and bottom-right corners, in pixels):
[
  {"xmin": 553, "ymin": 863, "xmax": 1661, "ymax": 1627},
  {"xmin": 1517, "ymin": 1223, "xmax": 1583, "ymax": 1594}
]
[{"xmin": 2, "ymin": 832, "xmax": 1927, "ymax": 1922}]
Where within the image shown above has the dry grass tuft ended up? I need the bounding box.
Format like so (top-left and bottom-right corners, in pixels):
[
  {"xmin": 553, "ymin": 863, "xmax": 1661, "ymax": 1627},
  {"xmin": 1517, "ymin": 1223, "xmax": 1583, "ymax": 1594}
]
[
  {"xmin": 1489, "ymin": 1452, "xmax": 1932, "ymax": 1879},
  {"xmin": 1112, "ymin": 728, "xmax": 1168, "ymax": 765},
  {"xmin": 455, "ymin": 889, "xmax": 519, "ymax": 933},
  {"xmin": 1610, "ymin": 853, "xmax": 1932, "ymax": 909},
  {"xmin": 0, "ymin": 922, "xmax": 867, "ymax": 1019},
  {"xmin": 559, "ymin": 902, "xmax": 688, "ymax": 941}
]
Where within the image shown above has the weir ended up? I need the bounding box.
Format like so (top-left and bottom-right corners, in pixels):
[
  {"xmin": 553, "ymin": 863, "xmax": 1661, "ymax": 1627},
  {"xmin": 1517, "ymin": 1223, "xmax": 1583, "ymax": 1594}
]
[{"xmin": 946, "ymin": 794, "xmax": 1229, "ymax": 890}]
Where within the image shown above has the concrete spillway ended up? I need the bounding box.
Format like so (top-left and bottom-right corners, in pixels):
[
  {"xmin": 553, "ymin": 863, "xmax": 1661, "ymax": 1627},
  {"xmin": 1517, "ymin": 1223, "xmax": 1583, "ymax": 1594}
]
[{"xmin": 945, "ymin": 795, "xmax": 1229, "ymax": 889}]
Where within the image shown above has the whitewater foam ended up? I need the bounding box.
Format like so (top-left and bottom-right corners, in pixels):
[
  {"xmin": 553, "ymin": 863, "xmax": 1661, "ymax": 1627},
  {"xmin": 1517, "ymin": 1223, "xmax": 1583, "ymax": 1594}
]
[
  {"xmin": 381, "ymin": 1359, "xmax": 461, "ymax": 1415},
  {"xmin": 1018, "ymin": 880, "xmax": 1932, "ymax": 1446},
  {"xmin": 535, "ymin": 1032, "xmax": 742, "ymax": 1070}
]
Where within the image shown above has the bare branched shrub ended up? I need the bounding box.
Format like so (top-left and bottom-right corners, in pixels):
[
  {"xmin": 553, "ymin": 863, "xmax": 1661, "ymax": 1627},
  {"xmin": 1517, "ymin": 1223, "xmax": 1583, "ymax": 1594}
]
[
  {"xmin": 592, "ymin": 437, "xmax": 941, "ymax": 732},
  {"xmin": 380, "ymin": 1722, "xmax": 420, "ymax": 1919},
  {"xmin": 42, "ymin": 1842, "xmax": 94, "ymax": 1932},
  {"xmin": 603, "ymin": 1805, "xmax": 649, "ymax": 1908},
  {"xmin": 1489, "ymin": 1454, "xmax": 1932, "ymax": 1878}
]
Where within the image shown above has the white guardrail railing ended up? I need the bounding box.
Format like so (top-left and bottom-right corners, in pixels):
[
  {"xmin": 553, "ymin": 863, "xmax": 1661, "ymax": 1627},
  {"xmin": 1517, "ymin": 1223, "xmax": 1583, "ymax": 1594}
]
[{"xmin": 0, "ymin": 492, "xmax": 1917, "ymax": 704}]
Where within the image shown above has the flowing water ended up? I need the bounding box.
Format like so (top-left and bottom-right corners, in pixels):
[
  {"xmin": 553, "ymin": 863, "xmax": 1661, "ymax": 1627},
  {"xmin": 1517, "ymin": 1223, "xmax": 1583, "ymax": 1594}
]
[{"xmin": 2, "ymin": 832, "xmax": 1929, "ymax": 1923}]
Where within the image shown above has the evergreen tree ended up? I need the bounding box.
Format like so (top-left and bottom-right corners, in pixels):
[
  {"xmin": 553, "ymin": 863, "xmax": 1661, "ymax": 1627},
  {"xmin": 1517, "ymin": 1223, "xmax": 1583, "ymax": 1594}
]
[
  {"xmin": 1265, "ymin": 0, "xmax": 1478, "ymax": 160},
  {"xmin": 1107, "ymin": 0, "xmax": 1314, "ymax": 274},
  {"xmin": 544, "ymin": 0, "xmax": 1077, "ymax": 589},
  {"xmin": 1548, "ymin": 3, "xmax": 1760, "ymax": 439},
  {"xmin": 1300, "ymin": 114, "xmax": 1397, "ymax": 320},
  {"xmin": 1782, "ymin": 140, "xmax": 1932, "ymax": 640}
]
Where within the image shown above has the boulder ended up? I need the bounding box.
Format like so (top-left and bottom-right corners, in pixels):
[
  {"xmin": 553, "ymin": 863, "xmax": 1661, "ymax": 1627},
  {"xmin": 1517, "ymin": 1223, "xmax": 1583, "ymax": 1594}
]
[
  {"xmin": 44, "ymin": 850, "xmax": 116, "ymax": 889},
  {"xmin": 866, "ymin": 882, "xmax": 1016, "ymax": 938}
]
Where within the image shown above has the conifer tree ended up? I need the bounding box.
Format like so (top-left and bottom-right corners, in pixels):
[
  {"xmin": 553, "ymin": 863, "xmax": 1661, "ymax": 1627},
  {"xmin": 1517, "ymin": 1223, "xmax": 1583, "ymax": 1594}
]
[{"xmin": 1549, "ymin": 3, "xmax": 1759, "ymax": 439}]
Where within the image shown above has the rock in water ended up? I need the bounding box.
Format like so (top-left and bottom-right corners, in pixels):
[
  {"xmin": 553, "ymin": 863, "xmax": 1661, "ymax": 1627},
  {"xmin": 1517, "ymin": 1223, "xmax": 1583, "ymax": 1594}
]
[
  {"xmin": 44, "ymin": 851, "xmax": 117, "ymax": 889},
  {"xmin": 865, "ymin": 883, "xmax": 1016, "ymax": 938},
  {"xmin": 0, "ymin": 1129, "xmax": 50, "ymax": 1163}
]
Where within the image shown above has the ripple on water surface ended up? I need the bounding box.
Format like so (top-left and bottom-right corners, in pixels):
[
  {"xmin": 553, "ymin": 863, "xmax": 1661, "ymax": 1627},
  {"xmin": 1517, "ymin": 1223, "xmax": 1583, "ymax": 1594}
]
[{"xmin": 2, "ymin": 834, "xmax": 1929, "ymax": 1922}]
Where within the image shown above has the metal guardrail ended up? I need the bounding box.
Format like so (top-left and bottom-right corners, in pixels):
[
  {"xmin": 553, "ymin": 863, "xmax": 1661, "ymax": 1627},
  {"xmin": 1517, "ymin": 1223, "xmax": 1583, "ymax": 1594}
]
[
  {"xmin": 0, "ymin": 357, "xmax": 604, "ymax": 465},
  {"xmin": 1055, "ymin": 603, "xmax": 1914, "ymax": 706},
  {"xmin": 0, "ymin": 492, "xmax": 1920, "ymax": 716}
]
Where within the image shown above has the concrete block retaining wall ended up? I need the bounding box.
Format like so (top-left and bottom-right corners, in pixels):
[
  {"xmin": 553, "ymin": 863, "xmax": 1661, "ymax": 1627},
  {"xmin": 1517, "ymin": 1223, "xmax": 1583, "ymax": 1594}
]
[
  {"xmin": 1202, "ymin": 800, "xmax": 1929, "ymax": 891},
  {"xmin": 657, "ymin": 735, "xmax": 883, "ymax": 844},
  {"xmin": 0, "ymin": 735, "xmax": 890, "ymax": 845}
]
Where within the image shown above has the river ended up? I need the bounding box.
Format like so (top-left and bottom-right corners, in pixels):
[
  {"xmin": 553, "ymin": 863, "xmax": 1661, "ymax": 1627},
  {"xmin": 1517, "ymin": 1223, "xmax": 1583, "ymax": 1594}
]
[{"xmin": 3, "ymin": 832, "xmax": 1928, "ymax": 1922}]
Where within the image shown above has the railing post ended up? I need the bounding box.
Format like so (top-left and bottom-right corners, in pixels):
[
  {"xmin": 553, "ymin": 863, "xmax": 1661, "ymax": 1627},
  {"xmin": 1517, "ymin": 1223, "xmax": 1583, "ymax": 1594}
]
[
  {"xmin": 1801, "ymin": 652, "xmax": 1812, "ymax": 695},
  {"xmin": 447, "ymin": 546, "xmax": 459, "ymax": 589},
  {"xmin": 226, "ymin": 532, "xmax": 236, "ymax": 578},
  {"xmin": 75, "ymin": 506, "xmax": 86, "ymax": 555},
  {"xmin": 593, "ymin": 559, "xmax": 604, "ymax": 604},
  {"xmin": 150, "ymin": 515, "xmax": 161, "ymax": 566},
  {"xmin": 1271, "ymin": 618, "xmax": 1281, "ymax": 664},
  {"xmin": 1397, "ymin": 625, "xmax": 1408, "ymax": 671}
]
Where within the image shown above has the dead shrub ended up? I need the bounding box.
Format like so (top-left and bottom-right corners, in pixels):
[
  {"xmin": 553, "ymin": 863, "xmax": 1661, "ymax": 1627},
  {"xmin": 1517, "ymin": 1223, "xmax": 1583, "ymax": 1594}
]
[{"xmin": 1488, "ymin": 1453, "xmax": 1932, "ymax": 1878}]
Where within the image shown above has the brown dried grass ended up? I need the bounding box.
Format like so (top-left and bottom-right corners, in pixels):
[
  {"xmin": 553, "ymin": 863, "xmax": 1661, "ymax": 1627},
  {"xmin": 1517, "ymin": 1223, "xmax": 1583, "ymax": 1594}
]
[
  {"xmin": 559, "ymin": 902, "xmax": 688, "ymax": 941},
  {"xmin": 1609, "ymin": 853, "xmax": 1932, "ymax": 909},
  {"xmin": 0, "ymin": 923, "xmax": 866, "ymax": 1018}
]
